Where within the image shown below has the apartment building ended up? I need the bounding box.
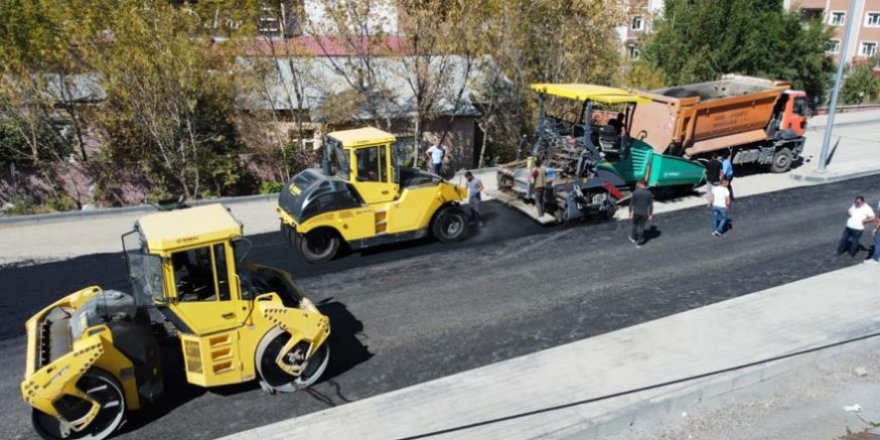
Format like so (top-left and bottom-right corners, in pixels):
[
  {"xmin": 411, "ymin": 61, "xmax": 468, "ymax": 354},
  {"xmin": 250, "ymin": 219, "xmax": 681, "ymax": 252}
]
[
  {"xmin": 786, "ymin": 0, "xmax": 880, "ymax": 64},
  {"xmin": 617, "ymin": 0, "xmax": 665, "ymax": 60}
]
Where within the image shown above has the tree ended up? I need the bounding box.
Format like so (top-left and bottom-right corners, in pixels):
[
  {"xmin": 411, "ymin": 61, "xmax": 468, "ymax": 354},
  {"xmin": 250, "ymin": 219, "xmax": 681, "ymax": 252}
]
[
  {"xmin": 0, "ymin": 0, "xmax": 97, "ymax": 166},
  {"xmin": 842, "ymin": 56, "xmax": 880, "ymax": 104},
  {"xmin": 236, "ymin": 1, "xmax": 318, "ymax": 183},
  {"xmin": 641, "ymin": 0, "xmax": 834, "ymax": 101},
  {"xmin": 83, "ymin": 1, "xmax": 245, "ymax": 200},
  {"xmin": 475, "ymin": 0, "xmax": 625, "ymax": 163}
]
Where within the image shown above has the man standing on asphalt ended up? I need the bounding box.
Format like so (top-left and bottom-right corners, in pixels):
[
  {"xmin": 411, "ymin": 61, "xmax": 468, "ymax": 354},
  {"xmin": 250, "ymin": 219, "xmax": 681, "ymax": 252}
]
[
  {"xmin": 837, "ymin": 195, "xmax": 875, "ymax": 257},
  {"xmin": 530, "ymin": 159, "xmax": 547, "ymax": 217},
  {"xmin": 426, "ymin": 139, "xmax": 445, "ymax": 176},
  {"xmin": 705, "ymin": 152, "xmax": 723, "ymax": 205},
  {"xmin": 709, "ymin": 178, "xmax": 731, "ymax": 236},
  {"xmin": 629, "ymin": 180, "xmax": 654, "ymax": 247},
  {"xmin": 465, "ymin": 171, "xmax": 484, "ymax": 227}
]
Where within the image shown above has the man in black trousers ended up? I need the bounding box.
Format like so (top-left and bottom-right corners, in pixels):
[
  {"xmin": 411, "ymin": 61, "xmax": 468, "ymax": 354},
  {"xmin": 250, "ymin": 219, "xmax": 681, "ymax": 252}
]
[{"xmin": 629, "ymin": 180, "xmax": 654, "ymax": 247}]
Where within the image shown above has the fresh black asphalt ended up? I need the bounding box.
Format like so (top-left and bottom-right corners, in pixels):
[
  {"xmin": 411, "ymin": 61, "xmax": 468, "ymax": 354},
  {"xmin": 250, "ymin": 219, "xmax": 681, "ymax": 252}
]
[{"xmin": 0, "ymin": 175, "xmax": 877, "ymax": 439}]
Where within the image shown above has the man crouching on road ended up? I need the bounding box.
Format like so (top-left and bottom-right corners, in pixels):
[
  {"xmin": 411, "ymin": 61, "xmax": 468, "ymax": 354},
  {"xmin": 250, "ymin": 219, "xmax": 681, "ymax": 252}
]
[
  {"xmin": 465, "ymin": 171, "xmax": 484, "ymax": 227},
  {"xmin": 629, "ymin": 180, "xmax": 653, "ymax": 247}
]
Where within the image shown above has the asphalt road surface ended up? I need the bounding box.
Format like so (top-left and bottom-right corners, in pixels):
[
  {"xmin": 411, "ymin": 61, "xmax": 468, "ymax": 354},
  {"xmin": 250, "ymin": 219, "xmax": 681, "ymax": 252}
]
[{"xmin": 1, "ymin": 175, "xmax": 878, "ymax": 440}]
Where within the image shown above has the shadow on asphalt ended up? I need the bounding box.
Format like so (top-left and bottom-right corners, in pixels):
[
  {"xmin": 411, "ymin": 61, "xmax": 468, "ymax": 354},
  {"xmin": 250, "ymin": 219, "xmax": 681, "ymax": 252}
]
[
  {"xmin": 117, "ymin": 299, "xmax": 370, "ymax": 433},
  {"xmin": 641, "ymin": 225, "xmax": 662, "ymax": 245}
]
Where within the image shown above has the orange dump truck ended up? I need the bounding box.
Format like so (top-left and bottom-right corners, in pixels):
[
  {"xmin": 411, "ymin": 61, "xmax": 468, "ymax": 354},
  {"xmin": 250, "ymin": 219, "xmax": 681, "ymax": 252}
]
[{"xmin": 630, "ymin": 74, "xmax": 808, "ymax": 173}]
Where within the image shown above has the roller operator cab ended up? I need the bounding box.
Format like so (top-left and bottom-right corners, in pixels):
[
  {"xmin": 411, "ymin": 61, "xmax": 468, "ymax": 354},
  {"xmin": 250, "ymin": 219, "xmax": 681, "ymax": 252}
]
[
  {"xmin": 21, "ymin": 204, "xmax": 331, "ymax": 440},
  {"xmin": 278, "ymin": 127, "xmax": 469, "ymax": 264}
]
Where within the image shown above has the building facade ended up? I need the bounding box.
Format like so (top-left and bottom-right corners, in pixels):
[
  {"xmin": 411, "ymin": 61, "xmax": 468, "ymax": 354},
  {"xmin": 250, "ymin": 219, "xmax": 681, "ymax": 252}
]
[
  {"xmin": 786, "ymin": 0, "xmax": 880, "ymax": 64},
  {"xmin": 616, "ymin": 0, "xmax": 665, "ymax": 61}
]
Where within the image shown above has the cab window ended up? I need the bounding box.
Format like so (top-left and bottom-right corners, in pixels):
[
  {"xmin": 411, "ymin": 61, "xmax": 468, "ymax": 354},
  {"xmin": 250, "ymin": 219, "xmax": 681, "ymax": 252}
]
[
  {"xmin": 355, "ymin": 146, "xmax": 385, "ymax": 182},
  {"xmin": 793, "ymin": 97, "xmax": 807, "ymax": 116},
  {"xmin": 171, "ymin": 244, "xmax": 231, "ymax": 302}
]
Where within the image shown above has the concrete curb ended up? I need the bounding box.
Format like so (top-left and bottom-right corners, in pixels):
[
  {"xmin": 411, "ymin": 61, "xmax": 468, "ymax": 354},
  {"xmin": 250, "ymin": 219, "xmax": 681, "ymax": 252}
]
[
  {"xmin": 0, "ymin": 193, "xmax": 279, "ymax": 227},
  {"xmin": 791, "ymin": 166, "xmax": 880, "ymax": 184},
  {"xmin": 553, "ymin": 334, "xmax": 880, "ymax": 439}
]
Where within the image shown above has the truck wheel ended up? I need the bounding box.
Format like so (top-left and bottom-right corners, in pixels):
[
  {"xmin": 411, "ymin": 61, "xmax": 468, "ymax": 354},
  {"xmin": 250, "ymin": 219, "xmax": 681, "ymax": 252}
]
[
  {"xmin": 32, "ymin": 369, "xmax": 126, "ymax": 440},
  {"xmin": 432, "ymin": 206, "xmax": 468, "ymax": 243},
  {"xmin": 603, "ymin": 199, "xmax": 617, "ymax": 220},
  {"xmin": 256, "ymin": 327, "xmax": 330, "ymax": 393},
  {"xmin": 295, "ymin": 229, "xmax": 340, "ymax": 264},
  {"xmin": 770, "ymin": 147, "xmax": 793, "ymax": 173}
]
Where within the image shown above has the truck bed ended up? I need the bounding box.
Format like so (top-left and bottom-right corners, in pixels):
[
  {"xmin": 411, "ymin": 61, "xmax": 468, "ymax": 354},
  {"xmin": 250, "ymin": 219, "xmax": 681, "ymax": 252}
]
[{"xmin": 632, "ymin": 75, "xmax": 788, "ymax": 157}]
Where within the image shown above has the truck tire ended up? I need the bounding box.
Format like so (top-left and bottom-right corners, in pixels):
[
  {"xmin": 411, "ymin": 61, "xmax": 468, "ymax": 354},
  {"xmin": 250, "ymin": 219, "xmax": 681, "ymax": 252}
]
[
  {"xmin": 432, "ymin": 206, "xmax": 468, "ymax": 243},
  {"xmin": 32, "ymin": 369, "xmax": 126, "ymax": 440},
  {"xmin": 295, "ymin": 229, "xmax": 340, "ymax": 264},
  {"xmin": 770, "ymin": 147, "xmax": 793, "ymax": 173}
]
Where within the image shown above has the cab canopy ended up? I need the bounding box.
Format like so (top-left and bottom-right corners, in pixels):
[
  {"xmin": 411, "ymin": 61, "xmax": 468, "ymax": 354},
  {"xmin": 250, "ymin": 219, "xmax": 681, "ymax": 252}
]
[
  {"xmin": 138, "ymin": 204, "xmax": 242, "ymax": 253},
  {"xmin": 327, "ymin": 127, "xmax": 396, "ymax": 148},
  {"xmin": 530, "ymin": 83, "xmax": 651, "ymax": 104}
]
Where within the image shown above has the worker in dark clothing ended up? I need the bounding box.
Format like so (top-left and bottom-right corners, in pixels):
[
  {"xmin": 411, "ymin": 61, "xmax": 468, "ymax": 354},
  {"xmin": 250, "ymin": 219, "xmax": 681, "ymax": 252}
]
[
  {"xmin": 705, "ymin": 152, "xmax": 723, "ymax": 206},
  {"xmin": 706, "ymin": 153, "xmax": 723, "ymax": 185},
  {"xmin": 629, "ymin": 180, "xmax": 654, "ymax": 247},
  {"xmin": 607, "ymin": 112, "xmax": 625, "ymax": 135}
]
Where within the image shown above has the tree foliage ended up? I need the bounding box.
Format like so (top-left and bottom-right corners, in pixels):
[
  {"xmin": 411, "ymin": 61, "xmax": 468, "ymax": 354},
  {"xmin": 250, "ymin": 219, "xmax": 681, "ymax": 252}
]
[
  {"xmin": 640, "ymin": 0, "xmax": 834, "ymax": 101},
  {"xmin": 0, "ymin": 0, "xmax": 627, "ymax": 209},
  {"xmin": 842, "ymin": 56, "xmax": 880, "ymax": 104},
  {"xmin": 476, "ymin": 0, "xmax": 624, "ymax": 162}
]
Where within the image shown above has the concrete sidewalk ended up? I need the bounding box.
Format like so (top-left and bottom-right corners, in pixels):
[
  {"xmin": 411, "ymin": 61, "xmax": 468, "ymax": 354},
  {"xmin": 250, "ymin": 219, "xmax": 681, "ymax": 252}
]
[{"xmin": 221, "ymin": 263, "xmax": 880, "ymax": 440}]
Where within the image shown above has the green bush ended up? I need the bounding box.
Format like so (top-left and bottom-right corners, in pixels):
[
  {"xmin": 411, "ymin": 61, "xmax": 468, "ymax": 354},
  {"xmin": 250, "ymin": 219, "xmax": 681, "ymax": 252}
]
[
  {"xmin": 259, "ymin": 180, "xmax": 284, "ymax": 194},
  {"xmin": 842, "ymin": 59, "xmax": 880, "ymax": 104}
]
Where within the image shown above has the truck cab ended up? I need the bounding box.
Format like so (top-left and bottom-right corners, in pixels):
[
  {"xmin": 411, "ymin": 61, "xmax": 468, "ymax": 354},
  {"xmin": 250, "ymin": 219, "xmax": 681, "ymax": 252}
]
[{"xmin": 776, "ymin": 90, "xmax": 809, "ymax": 137}]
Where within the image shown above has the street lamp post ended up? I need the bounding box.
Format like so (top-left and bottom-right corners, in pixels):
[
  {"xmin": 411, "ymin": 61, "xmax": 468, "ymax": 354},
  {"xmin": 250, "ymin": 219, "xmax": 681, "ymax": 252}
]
[{"xmin": 817, "ymin": 0, "xmax": 860, "ymax": 173}]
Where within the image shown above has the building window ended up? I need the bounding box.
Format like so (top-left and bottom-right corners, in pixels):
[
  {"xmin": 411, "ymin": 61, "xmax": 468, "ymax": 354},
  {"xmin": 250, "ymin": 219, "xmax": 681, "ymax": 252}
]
[
  {"xmin": 631, "ymin": 16, "xmax": 644, "ymax": 31},
  {"xmin": 829, "ymin": 11, "xmax": 845, "ymax": 26},
  {"xmin": 867, "ymin": 12, "xmax": 880, "ymax": 27},
  {"xmin": 628, "ymin": 46, "xmax": 641, "ymax": 60},
  {"xmin": 827, "ymin": 39, "xmax": 840, "ymax": 54},
  {"xmin": 860, "ymin": 41, "xmax": 878, "ymax": 57}
]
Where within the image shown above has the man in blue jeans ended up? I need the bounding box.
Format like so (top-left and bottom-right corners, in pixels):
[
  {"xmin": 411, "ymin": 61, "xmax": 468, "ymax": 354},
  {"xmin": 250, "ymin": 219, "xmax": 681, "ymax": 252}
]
[
  {"xmin": 426, "ymin": 141, "xmax": 446, "ymax": 176},
  {"xmin": 709, "ymin": 178, "xmax": 731, "ymax": 236},
  {"xmin": 464, "ymin": 171, "xmax": 484, "ymax": 227},
  {"xmin": 837, "ymin": 195, "xmax": 875, "ymax": 257}
]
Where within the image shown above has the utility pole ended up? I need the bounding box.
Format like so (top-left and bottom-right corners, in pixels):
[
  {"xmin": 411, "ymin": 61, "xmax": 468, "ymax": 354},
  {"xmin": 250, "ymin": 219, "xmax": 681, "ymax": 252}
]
[{"xmin": 817, "ymin": 0, "xmax": 859, "ymax": 173}]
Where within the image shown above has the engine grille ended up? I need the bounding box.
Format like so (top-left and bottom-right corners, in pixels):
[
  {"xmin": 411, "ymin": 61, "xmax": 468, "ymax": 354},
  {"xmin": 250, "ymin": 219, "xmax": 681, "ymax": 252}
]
[{"xmin": 183, "ymin": 340, "xmax": 202, "ymax": 374}]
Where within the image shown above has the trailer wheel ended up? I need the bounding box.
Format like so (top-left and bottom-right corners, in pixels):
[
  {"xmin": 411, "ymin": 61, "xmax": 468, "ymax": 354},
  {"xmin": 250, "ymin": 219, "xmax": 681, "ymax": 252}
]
[
  {"xmin": 32, "ymin": 369, "xmax": 126, "ymax": 440},
  {"xmin": 432, "ymin": 206, "xmax": 468, "ymax": 243},
  {"xmin": 256, "ymin": 327, "xmax": 330, "ymax": 393},
  {"xmin": 295, "ymin": 229, "xmax": 340, "ymax": 264},
  {"xmin": 498, "ymin": 174, "xmax": 514, "ymax": 191},
  {"xmin": 770, "ymin": 147, "xmax": 793, "ymax": 173}
]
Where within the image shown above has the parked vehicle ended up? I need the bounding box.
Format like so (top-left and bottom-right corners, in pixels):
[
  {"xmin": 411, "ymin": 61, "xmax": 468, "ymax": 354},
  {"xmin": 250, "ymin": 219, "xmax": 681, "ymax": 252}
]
[
  {"xmin": 20, "ymin": 204, "xmax": 331, "ymax": 440},
  {"xmin": 629, "ymin": 74, "xmax": 808, "ymax": 173}
]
